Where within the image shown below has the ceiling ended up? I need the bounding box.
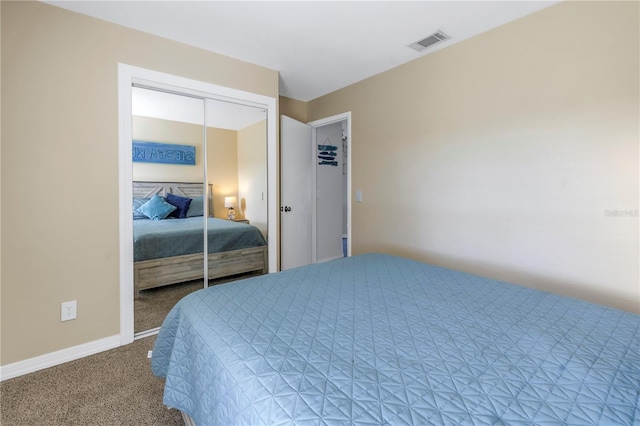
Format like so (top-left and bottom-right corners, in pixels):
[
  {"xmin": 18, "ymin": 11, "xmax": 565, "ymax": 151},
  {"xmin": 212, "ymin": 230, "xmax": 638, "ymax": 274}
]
[{"xmin": 47, "ymin": 1, "xmax": 559, "ymax": 102}]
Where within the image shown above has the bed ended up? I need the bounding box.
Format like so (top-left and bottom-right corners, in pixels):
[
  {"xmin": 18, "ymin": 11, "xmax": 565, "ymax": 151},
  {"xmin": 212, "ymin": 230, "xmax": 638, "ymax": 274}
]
[
  {"xmin": 132, "ymin": 181, "xmax": 267, "ymax": 296},
  {"xmin": 152, "ymin": 253, "xmax": 640, "ymax": 425}
]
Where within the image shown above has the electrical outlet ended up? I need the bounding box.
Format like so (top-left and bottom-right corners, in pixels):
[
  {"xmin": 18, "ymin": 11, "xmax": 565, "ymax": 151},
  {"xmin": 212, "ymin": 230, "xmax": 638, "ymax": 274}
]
[{"xmin": 61, "ymin": 301, "xmax": 77, "ymax": 321}]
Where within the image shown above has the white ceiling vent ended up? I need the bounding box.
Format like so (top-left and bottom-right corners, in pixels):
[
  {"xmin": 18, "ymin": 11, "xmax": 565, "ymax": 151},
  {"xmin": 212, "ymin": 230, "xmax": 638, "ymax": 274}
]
[{"xmin": 409, "ymin": 31, "xmax": 450, "ymax": 52}]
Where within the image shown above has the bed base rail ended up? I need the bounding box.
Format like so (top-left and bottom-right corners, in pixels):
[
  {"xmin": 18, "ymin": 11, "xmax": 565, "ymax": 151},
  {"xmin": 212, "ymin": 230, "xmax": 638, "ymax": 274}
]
[{"xmin": 134, "ymin": 246, "xmax": 267, "ymax": 296}]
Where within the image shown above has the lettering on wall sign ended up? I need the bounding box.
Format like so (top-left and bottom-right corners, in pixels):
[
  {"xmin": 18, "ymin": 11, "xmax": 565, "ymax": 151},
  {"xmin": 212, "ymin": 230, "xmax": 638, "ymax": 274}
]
[{"xmin": 132, "ymin": 140, "xmax": 196, "ymax": 165}]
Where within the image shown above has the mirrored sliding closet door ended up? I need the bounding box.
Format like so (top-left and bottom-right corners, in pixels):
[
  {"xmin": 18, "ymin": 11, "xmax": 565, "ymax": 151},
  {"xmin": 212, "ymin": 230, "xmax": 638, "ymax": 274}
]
[
  {"xmin": 204, "ymin": 98, "xmax": 268, "ymax": 286},
  {"xmin": 131, "ymin": 87, "xmax": 206, "ymax": 334},
  {"xmin": 130, "ymin": 88, "xmax": 269, "ymax": 335}
]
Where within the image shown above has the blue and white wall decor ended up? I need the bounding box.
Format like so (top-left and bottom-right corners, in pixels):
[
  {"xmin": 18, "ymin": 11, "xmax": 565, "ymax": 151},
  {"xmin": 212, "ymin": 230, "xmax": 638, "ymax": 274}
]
[
  {"xmin": 132, "ymin": 140, "xmax": 196, "ymax": 165},
  {"xmin": 318, "ymin": 140, "xmax": 338, "ymax": 167}
]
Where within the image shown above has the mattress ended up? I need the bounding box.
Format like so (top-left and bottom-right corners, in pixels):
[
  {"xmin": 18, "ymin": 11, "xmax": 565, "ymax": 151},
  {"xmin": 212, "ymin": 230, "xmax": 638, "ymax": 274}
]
[
  {"xmin": 133, "ymin": 217, "xmax": 266, "ymax": 262},
  {"xmin": 152, "ymin": 253, "xmax": 640, "ymax": 425}
]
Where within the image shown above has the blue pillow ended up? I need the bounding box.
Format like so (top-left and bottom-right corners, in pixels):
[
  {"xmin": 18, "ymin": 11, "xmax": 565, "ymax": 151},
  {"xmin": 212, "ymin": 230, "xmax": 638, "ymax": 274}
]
[
  {"xmin": 166, "ymin": 193, "xmax": 192, "ymax": 219},
  {"xmin": 133, "ymin": 198, "xmax": 151, "ymax": 220},
  {"xmin": 186, "ymin": 196, "xmax": 204, "ymax": 217},
  {"xmin": 136, "ymin": 194, "xmax": 176, "ymax": 221}
]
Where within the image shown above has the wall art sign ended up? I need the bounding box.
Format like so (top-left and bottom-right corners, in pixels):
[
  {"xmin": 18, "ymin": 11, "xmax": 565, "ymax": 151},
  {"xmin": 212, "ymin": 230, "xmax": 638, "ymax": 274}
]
[
  {"xmin": 318, "ymin": 142, "xmax": 338, "ymax": 167},
  {"xmin": 132, "ymin": 140, "xmax": 196, "ymax": 165}
]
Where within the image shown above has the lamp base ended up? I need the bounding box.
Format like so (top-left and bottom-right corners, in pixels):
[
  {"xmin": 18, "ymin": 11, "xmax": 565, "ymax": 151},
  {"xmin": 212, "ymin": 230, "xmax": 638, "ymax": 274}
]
[{"xmin": 227, "ymin": 208, "xmax": 235, "ymax": 220}]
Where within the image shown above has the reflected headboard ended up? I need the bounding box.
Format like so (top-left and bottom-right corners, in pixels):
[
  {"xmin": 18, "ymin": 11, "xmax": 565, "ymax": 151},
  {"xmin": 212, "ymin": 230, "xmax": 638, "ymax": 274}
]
[{"xmin": 132, "ymin": 181, "xmax": 213, "ymax": 215}]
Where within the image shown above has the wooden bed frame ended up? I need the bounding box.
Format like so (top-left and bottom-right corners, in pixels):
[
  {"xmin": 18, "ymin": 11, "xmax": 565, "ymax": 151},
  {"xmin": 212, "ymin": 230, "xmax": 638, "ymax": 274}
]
[{"xmin": 132, "ymin": 181, "xmax": 267, "ymax": 296}]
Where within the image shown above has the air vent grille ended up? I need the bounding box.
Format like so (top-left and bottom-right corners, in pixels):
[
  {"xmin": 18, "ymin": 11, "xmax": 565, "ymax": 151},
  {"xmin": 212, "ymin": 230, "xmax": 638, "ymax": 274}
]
[{"xmin": 409, "ymin": 31, "xmax": 450, "ymax": 52}]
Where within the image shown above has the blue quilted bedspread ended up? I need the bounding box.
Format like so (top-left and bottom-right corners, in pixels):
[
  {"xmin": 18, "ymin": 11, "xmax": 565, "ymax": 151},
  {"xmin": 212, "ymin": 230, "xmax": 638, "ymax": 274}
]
[
  {"xmin": 133, "ymin": 217, "xmax": 266, "ymax": 261},
  {"xmin": 152, "ymin": 253, "xmax": 640, "ymax": 425}
]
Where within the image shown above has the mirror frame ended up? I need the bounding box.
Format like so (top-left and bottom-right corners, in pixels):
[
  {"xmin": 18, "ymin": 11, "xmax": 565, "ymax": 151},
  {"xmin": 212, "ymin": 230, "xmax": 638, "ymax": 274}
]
[{"xmin": 118, "ymin": 63, "xmax": 277, "ymax": 344}]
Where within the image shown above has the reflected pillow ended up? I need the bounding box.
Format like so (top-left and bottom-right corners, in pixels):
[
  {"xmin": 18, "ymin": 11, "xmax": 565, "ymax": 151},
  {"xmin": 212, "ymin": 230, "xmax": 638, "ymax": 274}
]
[
  {"xmin": 133, "ymin": 198, "xmax": 151, "ymax": 220},
  {"xmin": 136, "ymin": 194, "xmax": 176, "ymax": 220},
  {"xmin": 166, "ymin": 193, "xmax": 192, "ymax": 219},
  {"xmin": 186, "ymin": 196, "xmax": 204, "ymax": 217}
]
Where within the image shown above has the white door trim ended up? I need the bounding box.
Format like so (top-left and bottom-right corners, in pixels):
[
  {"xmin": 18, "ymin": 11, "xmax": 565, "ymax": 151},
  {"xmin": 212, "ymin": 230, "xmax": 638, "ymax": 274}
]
[
  {"xmin": 118, "ymin": 63, "xmax": 277, "ymax": 345},
  {"xmin": 308, "ymin": 112, "xmax": 352, "ymax": 259}
]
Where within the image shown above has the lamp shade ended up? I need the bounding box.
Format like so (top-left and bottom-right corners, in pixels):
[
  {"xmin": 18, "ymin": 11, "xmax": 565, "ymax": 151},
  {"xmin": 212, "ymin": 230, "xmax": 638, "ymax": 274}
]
[{"xmin": 224, "ymin": 196, "xmax": 236, "ymax": 208}]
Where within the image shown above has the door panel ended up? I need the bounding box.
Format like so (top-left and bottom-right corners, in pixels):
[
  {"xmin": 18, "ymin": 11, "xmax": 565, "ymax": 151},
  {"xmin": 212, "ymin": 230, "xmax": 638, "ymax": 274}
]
[
  {"xmin": 280, "ymin": 115, "xmax": 313, "ymax": 270},
  {"xmin": 205, "ymin": 99, "xmax": 268, "ymax": 280},
  {"xmin": 131, "ymin": 87, "xmax": 205, "ymax": 334}
]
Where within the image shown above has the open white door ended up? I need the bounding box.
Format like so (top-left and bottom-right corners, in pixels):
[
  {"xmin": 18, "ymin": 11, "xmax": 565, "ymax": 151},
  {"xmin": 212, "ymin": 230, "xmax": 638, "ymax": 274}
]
[{"xmin": 280, "ymin": 115, "xmax": 313, "ymax": 270}]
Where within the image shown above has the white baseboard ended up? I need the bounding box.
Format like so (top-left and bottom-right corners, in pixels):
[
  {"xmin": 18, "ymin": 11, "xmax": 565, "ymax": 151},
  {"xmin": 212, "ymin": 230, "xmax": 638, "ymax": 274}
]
[
  {"xmin": 0, "ymin": 334, "xmax": 121, "ymax": 381},
  {"xmin": 134, "ymin": 327, "xmax": 159, "ymax": 340}
]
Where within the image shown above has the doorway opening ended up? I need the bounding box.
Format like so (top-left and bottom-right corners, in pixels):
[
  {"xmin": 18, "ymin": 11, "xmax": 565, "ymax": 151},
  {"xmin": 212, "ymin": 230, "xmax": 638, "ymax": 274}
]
[
  {"xmin": 311, "ymin": 117, "xmax": 350, "ymax": 264},
  {"xmin": 280, "ymin": 112, "xmax": 351, "ymax": 271}
]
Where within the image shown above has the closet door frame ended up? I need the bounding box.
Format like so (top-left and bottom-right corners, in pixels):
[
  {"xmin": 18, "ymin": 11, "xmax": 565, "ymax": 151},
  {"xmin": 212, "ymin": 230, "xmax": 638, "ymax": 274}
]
[{"xmin": 118, "ymin": 63, "xmax": 277, "ymax": 345}]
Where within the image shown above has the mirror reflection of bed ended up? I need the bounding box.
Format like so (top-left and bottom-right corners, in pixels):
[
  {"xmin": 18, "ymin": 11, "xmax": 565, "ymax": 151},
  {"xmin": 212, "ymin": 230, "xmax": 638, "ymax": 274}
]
[
  {"xmin": 132, "ymin": 87, "xmax": 268, "ymax": 334},
  {"xmin": 132, "ymin": 182, "xmax": 267, "ymax": 333}
]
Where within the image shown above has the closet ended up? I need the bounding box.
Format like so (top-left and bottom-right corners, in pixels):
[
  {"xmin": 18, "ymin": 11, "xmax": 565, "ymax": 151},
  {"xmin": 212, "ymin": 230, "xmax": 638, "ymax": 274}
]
[{"xmin": 118, "ymin": 64, "xmax": 277, "ymax": 340}]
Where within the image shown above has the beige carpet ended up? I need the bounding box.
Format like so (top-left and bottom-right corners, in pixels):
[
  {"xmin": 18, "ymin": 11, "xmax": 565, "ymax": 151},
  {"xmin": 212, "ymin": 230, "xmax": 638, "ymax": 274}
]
[{"xmin": 0, "ymin": 336, "xmax": 183, "ymax": 426}]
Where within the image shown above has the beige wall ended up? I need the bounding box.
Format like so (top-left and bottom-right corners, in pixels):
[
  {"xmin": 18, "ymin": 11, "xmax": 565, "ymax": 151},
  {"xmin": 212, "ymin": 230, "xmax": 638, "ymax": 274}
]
[
  {"xmin": 1, "ymin": 1, "xmax": 277, "ymax": 365},
  {"xmin": 207, "ymin": 128, "xmax": 239, "ymax": 219},
  {"xmin": 309, "ymin": 1, "xmax": 639, "ymax": 313},
  {"xmin": 238, "ymin": 120, "xmax": 268, "ymax": 237},
  {"xmin": 279, "ymin": 96, "xmax": 308, "ymax": 123}
]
